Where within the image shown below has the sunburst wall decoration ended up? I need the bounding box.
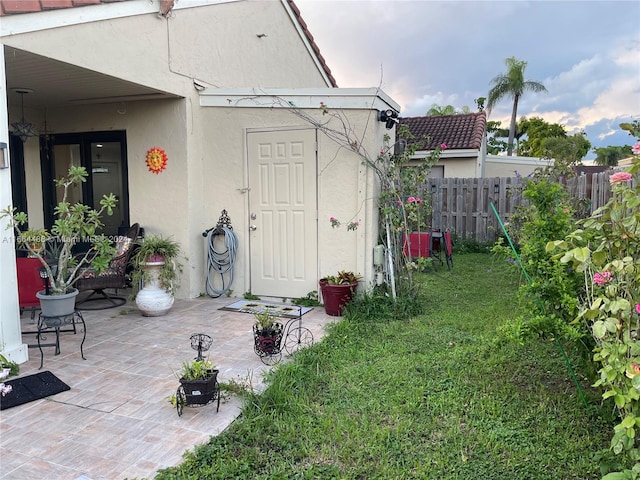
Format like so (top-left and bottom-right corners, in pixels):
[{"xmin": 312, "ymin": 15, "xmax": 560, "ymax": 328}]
[{"xmin": 145, "ymin": 147, "xmax": 168, "ymax": 174}]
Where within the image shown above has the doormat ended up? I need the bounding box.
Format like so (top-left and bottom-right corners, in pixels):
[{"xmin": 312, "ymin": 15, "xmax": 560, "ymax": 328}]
[
  {"xmin": 220, "ymin": 300, "xmax": 313, "ymax": 318},
  {"xmin": 0, "ymin": 371, "xmax": 70, "ymax": 411}
]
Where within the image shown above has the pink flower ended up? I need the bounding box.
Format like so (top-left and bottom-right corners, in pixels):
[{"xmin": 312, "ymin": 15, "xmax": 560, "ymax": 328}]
[
  {"xmin": 632, "ymin": 142, "xmax": 640, "ymax": 155},
  {"xmin": 636, "ymin": 304, "xmax": 640, "ymax": 315},
  {"xmin": 415, "ymin": 197, "xmax": 423, "ymax": 204},
  {"xmin": 407, "ymin": 196, "xmax": 416, "ymax": 203},
  {"xmin": 593, "ymin": 271, "xmax": 612, "ymax": 286},
  {"xmin": 396, "ymin": 200, "xmax": 403, "ymax": 206},
  {"xmin": 440, "ymin": 143, "xmax": 448, "ymax": 150},
  {"xmin": 610, "ymin": 172, "xmax": 633, "ymax": 184}
]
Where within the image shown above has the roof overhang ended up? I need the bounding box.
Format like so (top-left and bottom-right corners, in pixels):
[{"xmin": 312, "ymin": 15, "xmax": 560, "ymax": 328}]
[
  {"xmin": 413, "ymin": 148, "xmax": 480, "ymax": 159},
  {"xmin": 199, "ymin": 87, "xmax": 400, "ymax": 112},
  {"xmin": 0, "ymin": 0, "xmax": 237, "ymax": 36}
]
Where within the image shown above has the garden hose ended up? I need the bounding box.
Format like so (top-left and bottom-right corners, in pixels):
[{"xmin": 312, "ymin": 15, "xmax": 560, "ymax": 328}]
[
  {"xmin": 490, "ymin": 201, "xmax": 588, "ymax": 409},
  {"xmin": 204, "ymin": 226, "xmax": 238, "ymax": 298}
]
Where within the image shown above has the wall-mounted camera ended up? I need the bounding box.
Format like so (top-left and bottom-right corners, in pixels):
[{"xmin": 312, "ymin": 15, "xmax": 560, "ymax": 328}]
[{"xmin": 378, "ymin": 109, "xmax": 399, "ymax": 129}]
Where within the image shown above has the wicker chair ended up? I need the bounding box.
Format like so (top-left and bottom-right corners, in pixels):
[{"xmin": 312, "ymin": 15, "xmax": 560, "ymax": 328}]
[{"xmin": 75, "ymin": 223, "xmax": 140, "ymax": 310}]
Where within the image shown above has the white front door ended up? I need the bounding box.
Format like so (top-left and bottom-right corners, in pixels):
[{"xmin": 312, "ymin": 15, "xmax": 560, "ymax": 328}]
[{"xmin": 247, "ymin": 129, "xmax": 318, "ymax": 298}]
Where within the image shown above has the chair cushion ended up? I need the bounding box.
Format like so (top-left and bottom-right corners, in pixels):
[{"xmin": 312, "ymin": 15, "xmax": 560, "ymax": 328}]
[{"xmin": 110, "ymin": 237, "xmax": 134, "ymax": 274}]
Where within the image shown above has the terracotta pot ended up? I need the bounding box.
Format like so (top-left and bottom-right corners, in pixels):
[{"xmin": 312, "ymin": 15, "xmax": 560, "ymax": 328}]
[{"xmin": 319, "ymin": 279, "xmax": 358, "ymax": 316}]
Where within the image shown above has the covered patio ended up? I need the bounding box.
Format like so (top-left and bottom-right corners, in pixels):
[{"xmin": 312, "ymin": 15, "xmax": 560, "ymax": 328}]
[{"xmin": 0, "ymin": 295, "xmax": 334, "ymax": 480}]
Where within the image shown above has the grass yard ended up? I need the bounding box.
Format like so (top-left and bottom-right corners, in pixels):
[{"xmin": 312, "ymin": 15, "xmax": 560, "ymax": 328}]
[{"xmin": 155, "ymin": 253, "xmax": 612, "ymax": 480}]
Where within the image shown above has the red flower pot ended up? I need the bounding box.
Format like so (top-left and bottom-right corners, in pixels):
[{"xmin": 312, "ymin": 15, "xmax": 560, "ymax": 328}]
[{"xmin": 319, "ymin": 279, "xmax": 358, "ymax": 316}]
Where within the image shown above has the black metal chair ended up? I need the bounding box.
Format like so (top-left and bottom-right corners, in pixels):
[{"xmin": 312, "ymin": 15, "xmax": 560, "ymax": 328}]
[{"xmin": 75, "ymin": 223, "xmax": 140, "ymax": 310}]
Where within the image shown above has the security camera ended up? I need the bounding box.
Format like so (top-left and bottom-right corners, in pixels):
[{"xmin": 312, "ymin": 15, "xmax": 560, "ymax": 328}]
[{"xmin": 378, "ymin": 109, "xmax": 399, "ymax": 129}]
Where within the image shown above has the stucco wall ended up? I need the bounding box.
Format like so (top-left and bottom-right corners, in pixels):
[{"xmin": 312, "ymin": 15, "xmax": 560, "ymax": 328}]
[
  {"xmin": 196, "ymin": 105, "xmax": 384, "ymax": 298},
  {"xmin": 485, "ymin": 155, "xmax": 553, "ymax": 177},
  {"xmin": 1, "ymin": 0, "xmax": 328, "ymax": 97}
]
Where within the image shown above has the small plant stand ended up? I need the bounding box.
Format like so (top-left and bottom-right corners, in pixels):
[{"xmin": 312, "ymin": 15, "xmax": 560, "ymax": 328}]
[
  {"xmin": 175, "ymin": 369, "xmax": 220, "ymax": 417},
  {"xmin": 175, "ymin": 333, "xmax": 220, "ymax": 417},
  {"xmin": 252, "ymin": 306, "xmax": 314, "ymax": 365}
]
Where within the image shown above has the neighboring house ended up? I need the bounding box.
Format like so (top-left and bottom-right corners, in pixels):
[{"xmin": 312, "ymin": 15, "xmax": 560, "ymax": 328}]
[
  {"xmin": 399, "ymin": 113, "xmax": 487, "ymax": 178},
  {"xmin": 399, "ymin": 112, "xmax": 552, "ymax": 177},
  {"xmin": 0, "ymin": 0, "xmax": 398, "ymax": 365}
]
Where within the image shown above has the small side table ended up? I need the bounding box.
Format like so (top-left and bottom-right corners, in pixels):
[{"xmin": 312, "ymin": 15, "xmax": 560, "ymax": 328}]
[{"xmin": 36, "ymin": 310, "xmax": 86, "ymax": 369}]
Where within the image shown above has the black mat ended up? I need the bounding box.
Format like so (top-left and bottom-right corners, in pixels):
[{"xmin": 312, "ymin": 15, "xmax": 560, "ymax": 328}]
[{"xmin": 0, "ymin": 371, "xmax": 70, "ymax": 410}]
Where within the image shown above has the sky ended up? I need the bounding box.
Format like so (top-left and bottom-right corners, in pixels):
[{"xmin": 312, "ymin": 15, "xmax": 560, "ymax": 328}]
[{"xmin": 295, "ymin": 0, "xmax": 640, "ymax": 159}]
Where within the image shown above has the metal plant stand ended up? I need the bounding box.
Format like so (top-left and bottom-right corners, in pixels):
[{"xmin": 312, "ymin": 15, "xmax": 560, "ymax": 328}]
[
  {"xmin": 175, "ymin": 333, "xmax": 220, "ymax": 417},
  {"xmin": 190, "ymin": 333, "xmax": 213, "ymax": 361},
  {"xmin": 176, "ymin": 369, "xmax": 220, "ymax": 417},
  {"xmin": 253, "ymin": 306, "xmax": 314, "ymax": 365}
]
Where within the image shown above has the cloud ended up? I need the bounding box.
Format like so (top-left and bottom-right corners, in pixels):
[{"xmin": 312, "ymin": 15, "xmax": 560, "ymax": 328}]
[{"xmin": 296, "ymin": 0, "xmax": 640, "ymax": 152}]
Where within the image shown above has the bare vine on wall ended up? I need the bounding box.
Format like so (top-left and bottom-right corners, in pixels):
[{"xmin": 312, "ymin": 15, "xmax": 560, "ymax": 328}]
[{"xmin": 234, "ymin": 89, "xmax": 444, "ymax": 294}]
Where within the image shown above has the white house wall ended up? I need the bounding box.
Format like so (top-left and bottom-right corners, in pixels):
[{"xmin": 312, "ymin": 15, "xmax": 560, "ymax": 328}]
[
  {"xmin": 197, "ymin": 105, "xmax": 384, "ymax": 297},
  {"xmin": 485, "ymin": 154, "xmax": 553, "ymax": 177},
  {"xmin": 1, "ymin": 0, "xmax": 329, "ymax": 99}
]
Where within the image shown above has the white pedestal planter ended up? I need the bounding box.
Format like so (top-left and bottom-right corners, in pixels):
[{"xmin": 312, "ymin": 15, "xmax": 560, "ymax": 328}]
[{"xmin": 135, "ymin": 261, "xmax": 174, "ymax": 317}]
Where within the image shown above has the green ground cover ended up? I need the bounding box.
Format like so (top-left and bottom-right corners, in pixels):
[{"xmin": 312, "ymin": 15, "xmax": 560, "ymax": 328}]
[{"xmin": 155, "ymin": 253, "xmax": 611, "ymax": 480}]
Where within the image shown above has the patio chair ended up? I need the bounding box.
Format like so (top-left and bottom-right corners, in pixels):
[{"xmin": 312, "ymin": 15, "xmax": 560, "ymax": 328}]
[
  {"xmin": 75, "ymin": 223, "xmax": 140, "ymax": 310},
  {"xmin": 17, "ymin": 257, "xmax": 46, "ymax": 321}
]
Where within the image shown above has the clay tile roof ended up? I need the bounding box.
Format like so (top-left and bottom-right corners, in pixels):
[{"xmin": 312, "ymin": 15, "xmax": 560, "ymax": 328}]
[
  {"xmin": 0, "ymin": 0, "xmax": 338, "ymax": 88},
  {"xmin": 287, "ymin": 0, "xmax": 337, "ymax": 87},
  {"xmin": 399, "ymin": 112, "xmax": 487, "ymax": 151},
  {"xmin": 0, "ymin": 0, "xmax": 124, "ymax": 16}
]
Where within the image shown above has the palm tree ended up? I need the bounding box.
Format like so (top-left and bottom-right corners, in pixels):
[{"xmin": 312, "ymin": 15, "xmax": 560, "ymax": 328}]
[
  {"xmin": 426, "ymin": 104, "xmax": 471, "ymax": 116},
  {"xmin": 487, "ymin": 57, "xmax": 547, "ymax": 156}
]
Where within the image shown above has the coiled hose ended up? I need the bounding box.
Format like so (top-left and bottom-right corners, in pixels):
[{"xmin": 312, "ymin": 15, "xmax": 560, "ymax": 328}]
[{"xmin": 204, "ymin": 226, "xmax": 238, "ymax": 298}]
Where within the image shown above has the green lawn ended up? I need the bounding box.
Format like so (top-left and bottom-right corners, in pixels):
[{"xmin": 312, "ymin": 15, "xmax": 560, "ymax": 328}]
[{"xmin": 155, "ymin": 253, "xmax": 611, "ymax": 480}]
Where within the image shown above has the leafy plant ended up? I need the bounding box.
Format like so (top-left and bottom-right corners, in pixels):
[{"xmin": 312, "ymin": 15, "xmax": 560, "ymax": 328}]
[
  {"xmin": 178, "ymin": 359, "xmax": 215, "ymax": 381},
  {"xmin": 0, "ymin": 353, "xmax": 19, "ymax": 377},
  {"xmin": 494, "ymin": 175, "xmax": 584, "ymax": 343},
  {"xmin": 253, "ymin": 312, "xmax": 278, "ymax": 333},
  {"xmin": 16, "ymin": 228, "xmax": 50, "ymax": 252},
  {"xmin": 131, "ymin": 234, "xmax": 183, "ymax": 295},
  {"xmin": 323, "ymin": 270, "xmax": 362, "ymax": 285},
  {"xmin": 243, "ymin": 291, "xmax": 260, "ymax": 300},
  {"xmin": 1, "ymin": 165, "xmax": 117, "ymax": 295},
  {"xmin": 548, "ymin": 124, "xmax": 640, "ymax": 476},
  {"xmin": 292, "ymin": 290, "xmax": 321, "ymax": 307}
]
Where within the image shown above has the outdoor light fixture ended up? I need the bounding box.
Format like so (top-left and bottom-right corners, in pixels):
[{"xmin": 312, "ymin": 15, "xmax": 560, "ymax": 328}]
[
  {"xmin": 11, "ymin": 88, "xmax": 38, "ymax": 143},
  {"xmin": 378, "ymin": 109, "xmax": 399, "ymax": 129},
  {"xmin": 0, "ymin": 142, "xmax": 8, "ymax": 169}
]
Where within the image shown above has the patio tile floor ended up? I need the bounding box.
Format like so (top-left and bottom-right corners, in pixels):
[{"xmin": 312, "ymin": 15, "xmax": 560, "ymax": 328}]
[{"xmin": 0, "ymin": 294, "xmax": 334, "ymax": 480}]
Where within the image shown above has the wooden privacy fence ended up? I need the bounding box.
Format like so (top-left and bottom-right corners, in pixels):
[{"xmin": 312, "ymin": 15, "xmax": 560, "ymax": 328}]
[{"xmin": 424, "ymin": 171, "xmax": 616, "ymax": 243}]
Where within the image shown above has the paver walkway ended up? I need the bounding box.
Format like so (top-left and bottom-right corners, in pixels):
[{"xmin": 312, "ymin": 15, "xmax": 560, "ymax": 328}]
[{"xmin": 0, "ymin": 295, "xmax": 333, "ymax": 480}]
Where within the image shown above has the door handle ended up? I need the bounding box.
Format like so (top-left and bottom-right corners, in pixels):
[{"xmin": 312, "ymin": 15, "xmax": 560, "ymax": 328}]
[{"xmin": 249, "ymin": 225, "xmax": 257, "ymax": 231}]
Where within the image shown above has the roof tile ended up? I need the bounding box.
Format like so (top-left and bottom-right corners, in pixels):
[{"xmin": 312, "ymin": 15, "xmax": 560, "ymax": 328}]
[
  {"xmin": 1, "ymin": 0, "xmax": 42, "ymax": 14},
  {"xmin": 399, "ymin": 112, "xmax": 487, "ymax": 151}
]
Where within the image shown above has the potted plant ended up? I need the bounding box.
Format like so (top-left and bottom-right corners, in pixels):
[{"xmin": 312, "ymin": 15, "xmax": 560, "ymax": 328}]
[
  {"xmin": 175, "ymin": 358, "xmax": 220, "ymax": 413},
  {"xmin": 319, "ymin": 270, "xmax": 361, "ymax": 316},
  {"xmin": 252, "ymin": 312, "xmax": 283, "ymax": 355},
  {"xmin": 131, "ymin": 234, "xmax": 183, "ymax": 316},
  {"xmin": 2, "ymin": 166, "xmax": 117, "ymax": 316},
  {"xmin": 17, "ymin": 228, "xmax": 50, "ymax": 257}
]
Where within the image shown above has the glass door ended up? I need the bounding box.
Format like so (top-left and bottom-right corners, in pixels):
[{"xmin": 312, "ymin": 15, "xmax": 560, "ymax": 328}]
[{"xmin": 41, "ymin": 131, "xmax": 129, "ymax": 237}]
